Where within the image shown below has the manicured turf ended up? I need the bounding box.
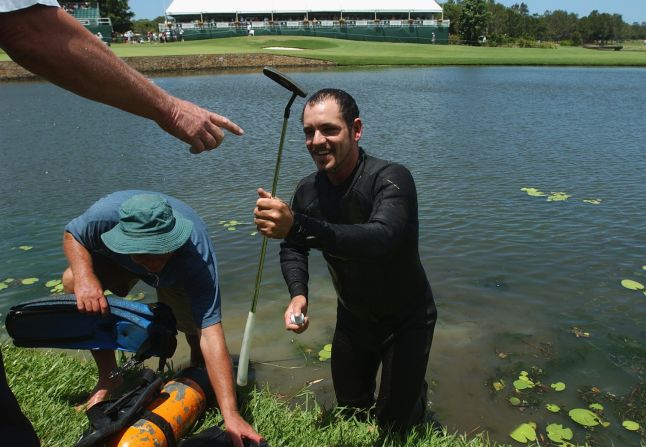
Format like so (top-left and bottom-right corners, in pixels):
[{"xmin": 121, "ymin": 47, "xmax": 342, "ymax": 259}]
[{"xmin": 2, "ymin": 35, "xmax": 645, "ymax": 66}]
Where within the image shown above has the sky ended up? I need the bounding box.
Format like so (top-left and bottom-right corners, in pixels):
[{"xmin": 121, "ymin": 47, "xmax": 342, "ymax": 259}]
[{"xmin": 128, "ymin": 0, "xmax": 645, "ymax": 24}]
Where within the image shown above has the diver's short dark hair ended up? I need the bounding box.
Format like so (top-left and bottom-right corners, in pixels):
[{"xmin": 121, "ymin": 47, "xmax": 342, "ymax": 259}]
[{"xmin": 302, "ymin": 88, "xmax": 360, "ymax": 129}]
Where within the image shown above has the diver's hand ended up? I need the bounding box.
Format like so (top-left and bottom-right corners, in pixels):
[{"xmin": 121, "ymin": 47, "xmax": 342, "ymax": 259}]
[
  {"xmin": 284, "ymin": 295, "xmax": 309, "ymax": 334},
  {"xmin": 75, "ymin": 275, "xmax": 109, "ymax": 315},
  {"xmin": 254, "ymin": 188, "xmax": 294, "ymax": 239},
  {"xmin": 157, "ymin": 97, "xmax": 244, "ymax": 154}
]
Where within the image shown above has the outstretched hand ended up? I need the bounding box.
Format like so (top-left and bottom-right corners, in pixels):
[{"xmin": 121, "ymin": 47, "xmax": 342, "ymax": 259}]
[
  {"xmin": 158, "ymin": 97, "xmax": 244, "ymax": 154},
  {"xmin": 254, "ymin": 188, "xmax": 294, "ymax": 239}
]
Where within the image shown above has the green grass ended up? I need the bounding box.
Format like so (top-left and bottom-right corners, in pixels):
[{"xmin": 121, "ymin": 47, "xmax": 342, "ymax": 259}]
[
  {"xmin": 3, "ymin": 343, "xmax": 519, "ymax": 447},
  {"xmin": 2, "ymin": 36, "xmax": 645, "ymax": 66}
]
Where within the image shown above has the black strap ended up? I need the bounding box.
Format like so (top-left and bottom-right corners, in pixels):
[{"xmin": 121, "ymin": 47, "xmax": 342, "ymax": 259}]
[{"xmin": 141, "ymin": 409, "xmax": 177, "ymax": 447}]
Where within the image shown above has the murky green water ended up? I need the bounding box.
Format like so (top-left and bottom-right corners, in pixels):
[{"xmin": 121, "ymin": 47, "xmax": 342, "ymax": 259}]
[{"xmin": 1, "ymin": 66, "xmax": 645, "ymax": 445}]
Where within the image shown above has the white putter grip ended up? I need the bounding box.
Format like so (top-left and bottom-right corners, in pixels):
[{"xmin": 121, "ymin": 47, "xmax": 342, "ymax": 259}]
[{"xmin": 236, "ymin": 311, "xmax": 256, "ymax": 386}]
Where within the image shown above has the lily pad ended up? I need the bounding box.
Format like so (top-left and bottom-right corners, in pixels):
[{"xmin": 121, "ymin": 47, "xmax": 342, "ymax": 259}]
[
  {"xmin": 45, "ymin": 279, "xmax": 62, "ymax": 288},
  {"xmin": 569, "ymin": 408, "xmax": 602, "ymax": 427},
  {"xmin": 0, "ymin": 283, "xmax": 7, "ymax": 291},
  {"xmin": 622, "ymin": 420, "xmax": 640, "ymax": 431},
  {"xmin": 510, "ymin": 422, "xmax": 536, "ymax": 443},
  {"xmin": 621, "ymin": 279, "xmax": 644, "ymax": 290},
  {"xmin": 18, "ymin": 245, "xmax": 33, "ymax": 251},
  {"xmin": 546, "ymin": 423, "xmax": 573, "ymax": 443},
  {"xmin": 227, "ymin": 227, "xmax": 236, "ymax": 231},
  {"xmin": 21, "ymin": 278, "xmax": 39, "ymax": 285},
  {"xmin": 546, "ymin": 403, "xmax": 561, "ymax": 413},
  {"xmin": 493, "ymin": 380, "xmax": 505, "ymax": 391},
  {"xmin": 4, "ymin": 278, "xmax": 14, "ymax": 283},
  {"xmin": 521, "ymin": 187, "xmax": 546, "ymax": 197},
  {"xmin": 551, "ymin": 382, "xmax": 566, "ymax": 391},
  {"xmin": 588, "ymin": 403, "xmax": 604, "ymax": 411},
  {"xmin": 547, "ymin": 192, "xmax": 571, "ymax": 202},
  {"xmin": 318, "ymin": 350, "xmax": 331, "ymax": 361},
  {"xmin": 514, "ymin": 379, "xmax": 532, "ymax": 390},
  {"xmin": 509, "ymin": 396, "xmax": 522, "ymax": 406},
  {"xmin": 583, "ymin": 198, "xmax": 602, "ymax": 205},
  {"xmin": 323, "ymin": 344, "xmax": 332, "ymax": 352}
]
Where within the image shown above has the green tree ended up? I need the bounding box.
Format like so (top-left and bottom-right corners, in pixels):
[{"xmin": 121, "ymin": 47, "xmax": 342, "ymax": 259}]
[
  {"xmin": 459, "ymin": 0, "xmax": 489, "ymax": 44},
  {"xmin": 97, "ymin": 0, "xmax": 134, "ymax": 33},
  {"xmin": 441, "ymin": 0, "xmax": 463, "ymax": 37},
  {"xmin": 579, "ymin": 10, "xmax": 624, "ymax": 43},
  {"xmin": 542, "ymin": 10, "xmax": 579, "ymax": 41}
]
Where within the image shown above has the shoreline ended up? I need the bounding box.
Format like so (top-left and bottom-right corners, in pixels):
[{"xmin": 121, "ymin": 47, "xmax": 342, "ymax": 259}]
[{"xmin": 0, "ymin": 53, "xmax": 335, "ymax": 81}]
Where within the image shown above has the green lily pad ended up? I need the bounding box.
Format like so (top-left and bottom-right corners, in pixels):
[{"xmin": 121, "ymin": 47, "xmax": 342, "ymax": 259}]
[
  {"xmin": 569, "ymin": 408, "xmax": 602, "ymax": 427},
  {"xmin": 546, "ymin": 423, "xmax": 573, "ymax": 443},
  {"xmin": 622, "ymin": 420, "xmax": 640, "ymax": 431},
  {"xmin": 0, "ymin": 283, "xmax": 8, "ymax": 291},
  {"xmin": 45, "ymin": 279, "xmax": 62, "ymax": 288},
  {"xmin": 583, "ymin": 198, "xmax": 602, "ymax": 205},
  {"xmin": 514, "ymin": 379, "xmax": 531, "ymax": 390},
  {"xmin": 227, "ymin": 227, "xmax": 236, "ymax": 231},
  {"xmin": 521, "ymin": 187, "xmax": 546, "ymax": 197},
  {"xmin": 318, "ymin": 349, "xmax": 331, "ymax": 361},
  {"xmin": 323, "ymin": 344, "xmax": 332, "ymax": 352},
  {"xmin": 547, "ymin": 192, "xmax": 571, "ymax": 202},
  {"xmin": 21, "ymin": 278, "xmax": 39, "ymax": 285},
  {"xmin": 642, "ymin": 265, "xmax": 646, "ymax": 271},
  {"xmin": 509, "ymin": 396, "xmax": 522, "ymax": 406},
  {"xmin": 621, "ymin": 279, "xmax": 644, "ymax": 290},
  {"xmin": 551, "ymin": 382, "xmax": 566, "ymax": 391},
  {"xmin": 589, "ymin": 403, "xmax": 604, "ymax": 411},
  {"xmin": 546, "ymin": 403, "xmax": 561, "ymax": 412},
  {"xmin": 4, "ymin": 278, "xmax": 14, "ymax": 283},
  {"xmin": 18, "ymin": 245, "xmax": 33, "ymax": 251},
  {"xmin": 510, "ymin": 422, "xmax": 536, "ymax": 443}
]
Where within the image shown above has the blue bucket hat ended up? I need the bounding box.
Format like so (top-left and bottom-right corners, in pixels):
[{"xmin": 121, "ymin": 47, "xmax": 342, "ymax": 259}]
[{"xmin": 101, "ymin": 194, "xmax": 193, "ymax": 255}]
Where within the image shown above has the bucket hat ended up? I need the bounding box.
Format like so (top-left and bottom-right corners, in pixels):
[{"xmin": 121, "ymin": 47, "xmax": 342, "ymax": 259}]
[{"xmin": 101, "ymin": 194, "xmax": 193, "ymax": 254}]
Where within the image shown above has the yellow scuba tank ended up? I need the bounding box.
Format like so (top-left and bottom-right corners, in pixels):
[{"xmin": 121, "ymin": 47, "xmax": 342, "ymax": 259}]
[{"xmin": 108, "ymin": 367, "xmax": 214, "ymax": 447}]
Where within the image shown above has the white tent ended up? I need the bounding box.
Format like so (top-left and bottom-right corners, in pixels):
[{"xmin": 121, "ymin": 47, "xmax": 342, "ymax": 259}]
[{"xmin": 166, "ymin": 0, "xmax": 442, "ymax": 15}]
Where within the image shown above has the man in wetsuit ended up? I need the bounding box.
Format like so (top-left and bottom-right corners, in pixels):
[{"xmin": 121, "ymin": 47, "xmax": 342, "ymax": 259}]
[{"xmin": 253, "ymin": 88, "xmax": 437, "ymax": 433}]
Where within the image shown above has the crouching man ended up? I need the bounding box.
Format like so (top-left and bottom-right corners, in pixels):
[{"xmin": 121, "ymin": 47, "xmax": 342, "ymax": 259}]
[{"xmin": 63, "ymin": 190, "xmax": 263, "ymax": 446}]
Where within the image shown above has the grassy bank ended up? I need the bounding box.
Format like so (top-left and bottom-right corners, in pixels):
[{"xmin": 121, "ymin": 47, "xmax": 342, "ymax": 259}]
[
  {"xmin": 3, "ymin": 343, "xmax": 515, "ymax": 447},
  {"xmin": 2, "ymin": 36, "xmax": 646, "ymax": 66}
]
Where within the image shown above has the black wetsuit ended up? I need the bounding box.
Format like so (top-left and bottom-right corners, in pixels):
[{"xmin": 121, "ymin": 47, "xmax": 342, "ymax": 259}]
[{"xmin": 280, "ymin": 149, "xmax": 437, "ymax": 431}]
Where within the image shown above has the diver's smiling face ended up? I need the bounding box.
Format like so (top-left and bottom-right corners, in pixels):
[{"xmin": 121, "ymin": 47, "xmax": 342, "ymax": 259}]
[{"xmin": 302, "ymin": 98, "xmax": 362, "ymax": 185}]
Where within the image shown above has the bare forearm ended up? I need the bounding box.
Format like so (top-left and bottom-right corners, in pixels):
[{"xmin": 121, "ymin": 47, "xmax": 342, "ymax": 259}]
[
  {"xmin": 63, "ymin": 232, "xmax": 94, "ymax": 277},
  {"xmin": 200, "ymin": 324, "xmax": 240, "ymax": 420},
  {"xmin": 0, "ymin": 6, "xmax": 169, "ymax": 122}
]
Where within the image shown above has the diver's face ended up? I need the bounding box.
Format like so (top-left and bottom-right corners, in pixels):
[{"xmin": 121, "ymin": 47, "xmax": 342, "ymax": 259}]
[{"xmin": 303, "ymin": 98, "xmax": 362, "ymax": 184}]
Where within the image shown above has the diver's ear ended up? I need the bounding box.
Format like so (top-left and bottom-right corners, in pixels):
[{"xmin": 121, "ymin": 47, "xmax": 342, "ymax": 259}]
[{"xmin": 352, "ymin": 118, "xmax": 363, "ymax": 142}]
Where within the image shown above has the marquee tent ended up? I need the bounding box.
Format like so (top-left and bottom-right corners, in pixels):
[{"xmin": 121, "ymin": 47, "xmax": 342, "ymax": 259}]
[{"xmin": 166, "ymin": 0, "xmax": 443, "ymax": 16}]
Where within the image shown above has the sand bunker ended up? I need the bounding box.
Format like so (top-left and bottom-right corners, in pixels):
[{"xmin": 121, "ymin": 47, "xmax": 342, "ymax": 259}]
[{"xmin": 263, "ymin": 46, "xmax": 304, "ymax": 51}]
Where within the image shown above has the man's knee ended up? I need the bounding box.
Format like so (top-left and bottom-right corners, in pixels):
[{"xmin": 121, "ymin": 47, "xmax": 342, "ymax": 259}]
[{"xmin": 62, "ymin": 267, "xmax": 74, "ymax": 293}]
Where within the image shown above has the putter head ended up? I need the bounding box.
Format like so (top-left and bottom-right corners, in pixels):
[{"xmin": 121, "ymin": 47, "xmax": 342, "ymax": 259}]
[{"xmin": 263, "ymin": 66, "xmax": 307, "ymax": 98}]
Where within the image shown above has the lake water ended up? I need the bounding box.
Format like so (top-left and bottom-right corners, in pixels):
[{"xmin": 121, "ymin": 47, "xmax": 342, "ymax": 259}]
[{"xmin": 1, "ymin": 66, "xmax": 645, "ymax": 445}]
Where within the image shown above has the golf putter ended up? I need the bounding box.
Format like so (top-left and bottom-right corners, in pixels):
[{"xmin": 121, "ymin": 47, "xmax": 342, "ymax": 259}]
[{"xmin": 237, "ymin": 67, "xmax": 307, "ymax": 387}]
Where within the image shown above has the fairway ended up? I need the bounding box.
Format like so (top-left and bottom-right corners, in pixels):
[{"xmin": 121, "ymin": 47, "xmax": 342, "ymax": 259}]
[{"xmin": 2, "ymin": 35, "xmax": 646, "ymax": 66}]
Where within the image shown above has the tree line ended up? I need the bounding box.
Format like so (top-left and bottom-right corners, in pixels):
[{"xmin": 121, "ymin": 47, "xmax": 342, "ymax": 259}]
[{"xmin": 442, "ymin": 0, "xmax": 646, "ymax": 46}]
